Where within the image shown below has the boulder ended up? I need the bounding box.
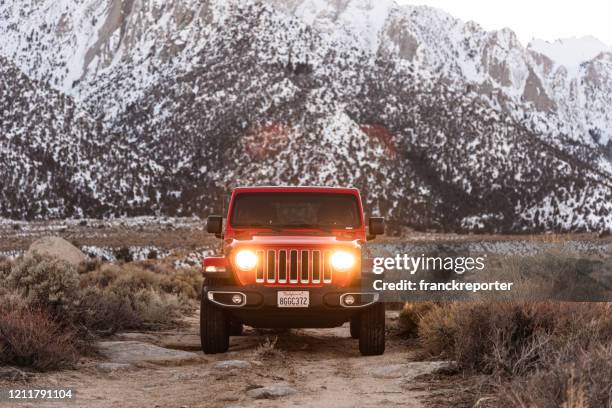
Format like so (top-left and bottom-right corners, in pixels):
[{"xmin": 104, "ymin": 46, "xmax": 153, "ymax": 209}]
[{"xmin": 26, "ymin": 236, "xmax": 87, "ymax": 266}]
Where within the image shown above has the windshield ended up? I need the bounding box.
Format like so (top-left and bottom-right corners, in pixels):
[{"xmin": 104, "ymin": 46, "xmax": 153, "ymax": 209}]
[{"xmin": 230, "ymin": 192, "xmax": 361, "ymax": 230}]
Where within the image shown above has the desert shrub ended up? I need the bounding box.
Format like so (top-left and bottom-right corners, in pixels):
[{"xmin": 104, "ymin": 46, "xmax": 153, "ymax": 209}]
[
  {"xmin": 7, "ymin": 253, "xmax": 79, "ymax": 316},
  {"xmin": 79, "ymin": 263, "xmax": 121, "ymax": 288},
  {"xmin": 131, "ymin": 289, "xmax": 179, "ymax": 327},
  {"xmin": 416, "ymin": 302, "xmax": 612, "ymax": 407},
  {"xmin": 114, "ymin": 246, "xmax": 133, "ymax": 263},
  {"xmin": 504, "ymin": 345, "xmax": 612, "ymax": 408},
  {"xmin": 0, "ymin": 306, "xmax": 79, "ymax": 370},
  {"xmin": 77, "ymin": 258, "xmax": 102, "ymax": 274},
  {"xmin": 0, "ymin": 255, "xmax": 193, "ymax": 371},
  {"xmin": 81, "ymin": 262, "xmax": 202, "ymax": 301},
  {"xmin": 485, "ymin": 252, "xmax": 607, "ymax": 302},
  {"xmin": 147, "ymin": 250, "xmax": 158, "ymax": 260},
  {"xmin": 110, "ymin": 266, "xmax": 161, "ymax": 292},
  {"xmin": 398, "ymin": 302, "xmax": 436, "ymax": 337},
  {"xmin": 158, "ymin": 267, "xmax": 203, "ymax": 300},
  {"xmin": 418, "ymin": 302, "xmax": 564, "ymax": 375},
  {"xmin": 417, "ymin": 303, "xmax": 458, "ymax": 357},
  {"xmin": 75, "ymin": 287, "xmax": 142, "ymax": 333},
  {"xmin": 254, "ymin": 336, "xmax": 284, "ymax": 360},
  {"xmin": 0, "ymin": 256, "xmax": 13, "ymax": 279}
]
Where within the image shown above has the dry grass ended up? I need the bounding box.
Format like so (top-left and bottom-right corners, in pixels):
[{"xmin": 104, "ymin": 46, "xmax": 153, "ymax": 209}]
[
  {"xmin": 398, "ymin": 302, "xmax": 437, "ymax": 337},
  {"xmin": 7, "ymin": 253, "xmax": 80, "ymax": 315},
  {"xmin": 1, "ymin": 254, "xmax": 202, "ymax": 371},
  {"xmin": 80, "ymin": 261, "xmax": 202, "ymax": 301},
  {"xmin": 413, "ymin": 302, "xmax": 612, "ymax": 407},
  {"xmin": 254, "ymin": 336, "xmax": 284, "ymax": 360},
  {"xmin": 0, "ymin": 256, "xmax": 13, "ymax": 278},
  {"xmin": 0, "ymin": 305, "xmax": 79, "ymax": 370}
]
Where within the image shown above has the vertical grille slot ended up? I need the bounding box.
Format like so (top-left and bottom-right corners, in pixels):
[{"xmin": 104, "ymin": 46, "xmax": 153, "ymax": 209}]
[
  {"xmin": 300, "ymin": 251, "xmax": 309, "ymax": 283},
  {"xmin": 256, "ymin": 250, "xmax": 265, "ymax": 282},
  {"xmin": 289, "ymin": 250, "xmax": 298, "ymax": 283},
  {"xmin": 312, "ymin": 250, "xmax": 321, "ymax": 283},
  {"xmin": 323, "ymin": 250, "xmax": 332, "ymax": 283},
  {"xmin": 267, "ymin": 250, "xmax": 276, "ymax": 282},
  {"xmin": 278, "ymin": 250, "xmax": 287, "ymax": 283},
  {"xmin": 257, "ymin": 249, "xmax": 331, "ymax": 285}
]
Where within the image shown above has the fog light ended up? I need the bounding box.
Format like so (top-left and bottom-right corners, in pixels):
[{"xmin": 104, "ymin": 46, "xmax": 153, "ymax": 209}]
[
  {"xmin": 231, "ymin": 294, "xmax": 243, "ymax": 305},
  {"xmin": 344, "ymin": 294, "xmax": 355, "ymax": 306}
]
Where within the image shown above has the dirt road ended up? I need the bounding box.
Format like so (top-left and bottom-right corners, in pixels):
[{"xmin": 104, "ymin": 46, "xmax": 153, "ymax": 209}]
[{"xmin": 6, "ymin": 313, "xmax": 448, "ymax": 408}]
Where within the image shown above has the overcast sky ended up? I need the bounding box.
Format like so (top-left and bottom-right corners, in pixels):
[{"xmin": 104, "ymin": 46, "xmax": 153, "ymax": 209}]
[{"xmin": 396, "ymin": 0, "xmax": 612, "ymax": 46}]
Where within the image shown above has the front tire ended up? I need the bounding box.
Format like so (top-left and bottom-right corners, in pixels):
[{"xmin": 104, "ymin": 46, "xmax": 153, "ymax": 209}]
[
  {"xmin": 359, "ymin": 303, "xmax": 385, "ymax": 356},
  {"xmin": 350, "ymin": 315, "xmax": 360, "ymax": 339},
  {"xmin": 230, "ymin": 319, "xmax": 244, "ymax": 336},
  {"xmin": 200, "ymin": 289, "xmax": 229, "ymax": 354}
]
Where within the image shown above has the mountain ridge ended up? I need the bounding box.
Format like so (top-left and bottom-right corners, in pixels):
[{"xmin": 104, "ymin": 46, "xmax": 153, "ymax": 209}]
[{"xmin": 0, "ymin": 0, "xmax": 611, "ymax": 233}]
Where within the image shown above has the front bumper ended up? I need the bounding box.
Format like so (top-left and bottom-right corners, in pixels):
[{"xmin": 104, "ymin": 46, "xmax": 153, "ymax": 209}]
[
  {"xmin": 205, "ymin": 284, "xmax": 378, "ymax": 310},
  {"xmin": 203, "ymin": 285, "xmax": 379, "ymax": 328}
]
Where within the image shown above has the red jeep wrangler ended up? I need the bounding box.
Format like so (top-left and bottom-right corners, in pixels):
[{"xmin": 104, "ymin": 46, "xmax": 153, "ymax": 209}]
[{"xmin": 201, "ymin": 186, "xmax": 385, "ymax": 355}]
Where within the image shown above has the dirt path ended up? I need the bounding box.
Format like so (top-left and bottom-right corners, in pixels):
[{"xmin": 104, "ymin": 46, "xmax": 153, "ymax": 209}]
[{"xmin": 5, "ymin": 313, "xmax": 447, "ymax": 408}]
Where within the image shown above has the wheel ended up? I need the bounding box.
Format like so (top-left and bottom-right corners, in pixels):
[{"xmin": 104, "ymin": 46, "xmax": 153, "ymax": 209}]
[
  {"xmin": 230, "ymin": 319, "xmax": 244, "ymax": 336},
  {"xmin": 350, "ymin": 314, "xmax": 360, "ymax": 339},
  {"xmin": 200, "ymin": 285, "xmax": 229, "ymax": 354},
  {"xmin": 359, "ymin": 303, "xmax": 385, "ymax": 356}
]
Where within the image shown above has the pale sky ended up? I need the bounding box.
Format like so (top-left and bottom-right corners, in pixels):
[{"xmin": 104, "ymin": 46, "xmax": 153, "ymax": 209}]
[{"xmin": 396, "ymin": 0, "xmax": 612, "ymax": 46}]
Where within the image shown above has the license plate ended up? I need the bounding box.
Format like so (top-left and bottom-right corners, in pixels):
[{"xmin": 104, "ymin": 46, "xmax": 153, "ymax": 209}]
[{"xmin": 277, "ymin": 291, "xmax": 309, "ymax": 308}]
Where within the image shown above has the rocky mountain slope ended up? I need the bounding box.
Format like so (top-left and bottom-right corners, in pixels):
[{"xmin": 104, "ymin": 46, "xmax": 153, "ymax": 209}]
[{"xmin": 1, "ymin": 0, "xmax": 611, "ymax": 232}]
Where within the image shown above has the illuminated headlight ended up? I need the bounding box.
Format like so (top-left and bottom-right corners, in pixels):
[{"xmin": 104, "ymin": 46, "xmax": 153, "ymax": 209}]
[
  {"xmin": 330, "ymin": 251, "xmax": 355, "ymax": 271},
  {"xmin": 235, "ymin": 250, "xmax": 257, "ymax": 271},
  {"xmin": 232, "ymin": 294, "xmax": 244, "ymax": 304}
]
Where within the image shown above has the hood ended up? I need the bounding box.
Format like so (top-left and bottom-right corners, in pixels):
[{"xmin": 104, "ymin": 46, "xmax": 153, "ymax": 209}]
[{"xmin": 229, "ymin": 235, "xmax": 362, "ymax": 248}]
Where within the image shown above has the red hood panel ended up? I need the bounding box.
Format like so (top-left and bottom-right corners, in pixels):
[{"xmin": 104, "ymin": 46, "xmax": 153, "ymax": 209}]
[{"xmin": 250, "ymin": 235, "xmax": 345, "ymax": 246}]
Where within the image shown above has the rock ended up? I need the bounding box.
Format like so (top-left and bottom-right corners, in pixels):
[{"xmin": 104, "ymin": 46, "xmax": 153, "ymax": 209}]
[
  {"xmin": 97, "ymin": 341, "xmax": 201, "ymax": 366},
  {"xmin": 246, "ymin": 384, "xmax": 297, "ymax": 399},
  {"xmin": 26, "ymin": 236, "xmax": 87, "ymax": 266},
  {"xmin": 370, "ymin": 364, "xmax": 407, "ymax": 379},
  {"xmin": 370, "ymin": 361, "xmax": 453, "ymax": 380},
  {"xmin": 95, "ymin": 362, "xmax": 132, "ymax": 373},
  {"xmin": 213, "ymin": 360, "xmax": 251, "ymax": 370},
  {"xmin": 0, "ymin": 366, "xmax": 31, "ymax": 381}
]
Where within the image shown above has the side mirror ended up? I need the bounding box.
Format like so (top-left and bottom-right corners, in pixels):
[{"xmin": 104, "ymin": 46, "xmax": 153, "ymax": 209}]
[
  {"xmin": 368, "ymin": 217, "xmax": 385, "ymax": 240},
  {"xmin": 207, "ymin": 215, "xmax": 223, "ymax": 235}
]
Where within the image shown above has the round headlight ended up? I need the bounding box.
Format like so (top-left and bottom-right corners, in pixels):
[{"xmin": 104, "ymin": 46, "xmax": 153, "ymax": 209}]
[
  {"xmin": 330, "ymin": 251, "xmax": 355, "ymax": 271},
  {"xmin": 235, "ymin": 250, "xmax": 257, "ymax": 271}
]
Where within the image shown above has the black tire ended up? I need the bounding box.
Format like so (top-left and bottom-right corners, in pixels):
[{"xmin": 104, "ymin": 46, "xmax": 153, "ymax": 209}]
[
  {"xmin": 359, "ymin": 303, "xmax": 385, "ymax": 356},
  {"xmin": 350, "ymin": 314, "xmax": 360, "ymax": 339},
  {"xmin": 200, "ymin": 288, "xmax": 229, "ymax": 354},
  {"xmin": 230, "ymin": 319, "xmax": 244, "ymax": 336}
]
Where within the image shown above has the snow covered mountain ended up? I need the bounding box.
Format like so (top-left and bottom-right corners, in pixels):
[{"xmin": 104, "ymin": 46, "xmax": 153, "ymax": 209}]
[{"xmin": 1, "ymin": 0, "xmax": 611, "ymax": 232}]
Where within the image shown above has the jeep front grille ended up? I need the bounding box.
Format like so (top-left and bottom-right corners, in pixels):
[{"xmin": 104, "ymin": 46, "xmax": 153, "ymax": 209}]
[{"xmin": 255, "ymin": 249, "xmax": 332, "ymax": 285}]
